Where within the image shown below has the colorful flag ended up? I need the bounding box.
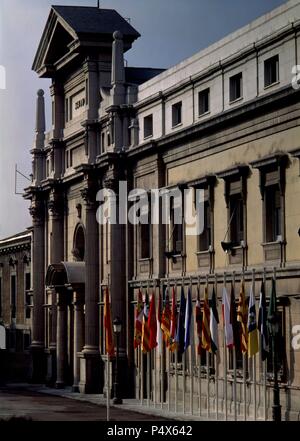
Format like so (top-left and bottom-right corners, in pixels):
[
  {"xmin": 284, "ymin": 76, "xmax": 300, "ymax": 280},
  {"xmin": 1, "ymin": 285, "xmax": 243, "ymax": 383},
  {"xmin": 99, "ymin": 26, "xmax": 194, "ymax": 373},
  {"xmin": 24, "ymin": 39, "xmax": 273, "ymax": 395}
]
[
  {"xmin": 184, "ymin": 286, "xmax": 193, "ymax": 351},
  {"xmin": 195, "ymin": 286, "xmax": 202, "ymax": 356},
  {"xmin": 230, "ymin": 284, "xmax": 240, "ymax": 351},
  {"xmin": 247, "ymin": 283, "xmax": 259, "ymax": 358},
  {"xmin": 258, "ymin": 281, "xmax": 269, "ymax": 361},
  {"xmin": 222, "ymin": 286, "xmax": 234, "ymax": 348},
  {"xmin": 169, "ymin": 286, "xmax": 177, "ymax": 352},
  {"xmin": 134, "ymin": 288, "xmax": 143, "ymax": 349},
  {"xmin": 201, "ymin": 284, "xmax": 211, "ymax": 352},
  {"xmin": 141, "ymin": 291, "xmax": 151, "ymax": 353},
  {"xmin": 175, "ymin": 285, "xmax": 186, "ymax": 354},
  {"xmin": 161, "ymin": 288, "xmax": 171, "ymax": 346},
  {"xmin": 157, "ymin": 289, "xmax": 163, "ymax": 354},
  {"xmin": 104, "ymin": 287, "xmax": 115, "ymax": 357},
  {"xmin": 148, "ymin": 291, "xmax": 157, "ymax": 350},
  {"xmin": 237, "ymin": 281, "xmax": 248, "ymax": 354},
  {"xmin": 209, "ymin": 286, "xmax": 219, "ymax": 354}
]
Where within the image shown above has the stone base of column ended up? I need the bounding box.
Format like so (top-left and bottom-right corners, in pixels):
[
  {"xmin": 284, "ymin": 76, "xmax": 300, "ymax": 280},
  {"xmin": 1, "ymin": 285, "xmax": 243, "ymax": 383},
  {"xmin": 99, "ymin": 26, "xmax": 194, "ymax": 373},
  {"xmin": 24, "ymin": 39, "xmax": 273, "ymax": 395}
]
[
  {"xmin": 30, "ymin": 345, "xmax": 46, "ymax": 384},
  {"xmin": 55, "ymin": 380, "xmax": 65, "ymax": 389},
  {"xmin": 78, "ymin": 350, "xmax": 103, "ymax": 394},
  {"xmin": 45, "ymin": 347, "xmax": 57, "ymax": 387}
]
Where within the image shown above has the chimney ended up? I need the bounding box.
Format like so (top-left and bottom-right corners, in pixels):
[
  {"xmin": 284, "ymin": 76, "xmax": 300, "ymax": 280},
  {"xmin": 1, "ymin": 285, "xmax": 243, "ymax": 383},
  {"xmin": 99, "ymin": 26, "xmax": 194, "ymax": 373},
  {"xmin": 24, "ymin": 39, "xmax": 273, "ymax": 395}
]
[{"xmin": 111, "ymin": 30, "xmax": 125, "ymax": 105}]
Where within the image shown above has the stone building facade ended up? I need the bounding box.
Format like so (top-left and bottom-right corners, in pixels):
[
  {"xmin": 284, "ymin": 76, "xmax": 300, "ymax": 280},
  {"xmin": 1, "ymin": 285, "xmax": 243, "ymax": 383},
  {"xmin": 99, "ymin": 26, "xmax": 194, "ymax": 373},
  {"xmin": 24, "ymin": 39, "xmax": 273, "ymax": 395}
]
[
  {"xmin": 0, "ymin": 231, "xmax": 32, "ymax": 380},
  {"xmin": 25, "ymin": 1, "xmax": 300, "ymax": 419}
]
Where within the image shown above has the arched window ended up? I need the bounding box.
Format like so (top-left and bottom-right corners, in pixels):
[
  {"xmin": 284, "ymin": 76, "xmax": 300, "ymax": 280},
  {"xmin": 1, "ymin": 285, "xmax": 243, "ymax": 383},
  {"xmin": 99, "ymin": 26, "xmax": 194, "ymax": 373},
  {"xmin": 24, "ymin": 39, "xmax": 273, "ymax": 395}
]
[{"xmin": 72, "ymin": 224, "xmax": 85, "ymax": 261}]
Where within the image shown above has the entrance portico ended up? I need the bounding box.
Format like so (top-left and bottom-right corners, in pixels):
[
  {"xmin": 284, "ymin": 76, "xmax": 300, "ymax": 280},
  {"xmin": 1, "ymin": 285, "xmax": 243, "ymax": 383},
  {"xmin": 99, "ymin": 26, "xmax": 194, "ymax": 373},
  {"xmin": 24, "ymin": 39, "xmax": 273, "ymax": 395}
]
[{"xmin": 45, "ymin": 262, "xmax": 85, "ymax": 391}]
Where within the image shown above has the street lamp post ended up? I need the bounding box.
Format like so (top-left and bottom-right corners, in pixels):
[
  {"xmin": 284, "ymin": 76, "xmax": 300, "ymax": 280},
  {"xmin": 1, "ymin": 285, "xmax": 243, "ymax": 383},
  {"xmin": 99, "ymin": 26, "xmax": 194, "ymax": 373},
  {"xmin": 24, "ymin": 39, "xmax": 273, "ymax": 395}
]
[
  {"xmin": 113, "ymin": 317, "xmax": 123, "ymax": 405},
  {"xmin": 269, "ymin": 312, "xmax": 281, "ymax": 422}
]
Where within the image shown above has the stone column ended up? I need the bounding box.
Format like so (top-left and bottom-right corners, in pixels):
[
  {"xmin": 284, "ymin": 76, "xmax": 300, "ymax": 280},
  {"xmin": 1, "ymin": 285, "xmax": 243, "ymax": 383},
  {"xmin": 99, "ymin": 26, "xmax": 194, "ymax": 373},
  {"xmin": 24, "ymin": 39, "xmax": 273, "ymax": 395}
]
[
  {"xmin": 79, "ymin": 184, "xmax": 101, "ymax": 393},
  {"xmin": 72, "ymin": 290, "xmax": 85, "ymax": 392},
  {"xmin": 56, "ymin": 290, "xmax": 67, "ymax": 389},
  {"xmin": 30, "ymin": 197, "xmax": 46, "ymax": 383},
  {"xmin": 47, "ymin": 190, "xmax": 64, "ymax": 385},
  {"xmin": 104, "ymin": 173, "xmax": 128, "ymax": 397}
]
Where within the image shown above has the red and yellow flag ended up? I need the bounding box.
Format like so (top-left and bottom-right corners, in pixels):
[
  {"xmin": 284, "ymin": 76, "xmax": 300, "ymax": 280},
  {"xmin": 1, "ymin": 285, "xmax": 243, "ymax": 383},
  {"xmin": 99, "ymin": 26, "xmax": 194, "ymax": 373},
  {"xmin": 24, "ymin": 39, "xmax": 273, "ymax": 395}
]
[
  {"xmin": 104, "ymin": 287, "xmax": 115, "ymax": 357},
  {"xmin": 201, "ymin": 285, "xmax": 211, "ymax": 352},
  {"xmin": 134, "ymin": 288, "xmax": 143, "ymax": 349},
  {"xmin": 148, "ymin": 291, "xmax": 157, "ymax": 350},
  {"xmin": 141, "ymin": 292, "xmax": 151, "ymax": 353},
  {"xmin": 161, "ymin": 289, "xmax": 171, "ymax": 347},
  {"xmin": 237, "ymin": 281, "xmax": 248, "ymax": 354},
  {"xmin": 169, "ymin": 286, "xmax": 177, "ymax": 352}
]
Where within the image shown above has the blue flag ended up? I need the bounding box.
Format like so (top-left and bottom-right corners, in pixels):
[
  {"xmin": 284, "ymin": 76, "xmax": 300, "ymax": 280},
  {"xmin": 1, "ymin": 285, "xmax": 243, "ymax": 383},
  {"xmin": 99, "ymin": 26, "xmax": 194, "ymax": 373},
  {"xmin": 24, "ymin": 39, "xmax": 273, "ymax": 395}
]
[{"xmin": 175, "ymin": 285, "xmax": 186, "ymax": 354}]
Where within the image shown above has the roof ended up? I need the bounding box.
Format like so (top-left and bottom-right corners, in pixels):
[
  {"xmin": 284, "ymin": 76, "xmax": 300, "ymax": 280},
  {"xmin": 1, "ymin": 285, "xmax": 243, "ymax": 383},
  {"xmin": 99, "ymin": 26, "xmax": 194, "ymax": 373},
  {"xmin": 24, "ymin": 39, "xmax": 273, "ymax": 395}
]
[
  {"xmin": 0, "ymin": 230, "xmax": 31, "ymax": 246},
  {"xmin": 125, "ymin": 67, "xmax": 166, "ymax": 85},
  {"xmin": 52, "ymin": 6, "xmax": 140, "ymax": 38},
  {"xmin": 33, "ymin": 6, "xmax": 140, "ymax": 76},
  {"xmin": 45, "ymin": 262, "xmax": 85, "ymax": 287}
]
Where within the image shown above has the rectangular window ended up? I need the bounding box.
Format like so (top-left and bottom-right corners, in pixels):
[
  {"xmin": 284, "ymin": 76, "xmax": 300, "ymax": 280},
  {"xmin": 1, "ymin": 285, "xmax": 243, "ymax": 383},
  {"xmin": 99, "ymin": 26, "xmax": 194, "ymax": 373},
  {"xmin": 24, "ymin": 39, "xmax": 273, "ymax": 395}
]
[
  {"xmin": 265, "ymin": 184, "xmax": 281, "ymax": 242},
  {"xmin": 101, "ymin": 132, "xmax": 105, "ymax": 154},
  {"xmin": 198, "ymin": 88, "xmax": 210, "ymax": 116},
  {"xmin": 199, "ymin": 200, "xmax": 211, "ymax": 251},
  {"xmin": 25, "ymin": 273, "xmax": 31, "ymax": 320},
  {"xmin": 65, "ymin": 98, "xmax": 69, "ymax": 123},
  {"xmin": 11, "ymin": 275, "xmax": 16, "ymax": 320},
  {"xmin": 172, "ymin": 101, "xmax": 182, "ymax": 127},
  {"xmin": 140, "ymin": 223, "xmax": 151, "ymax": 259},
  {"xmin": 143, "ymin": 114, "xmax": 153, "ymax": 139},
  {"xmin": 264, "ymin": 55, "xmax": 279, "ymax": 88},
  {"xmin": 229, "ymin": 193, "xmax": 244, "ymax": 246},
  {"xmin": 85, "ymin": 78, "xmax": 89, "ymax": 106},
  {"xmin": 171, "ymin": 201, "xmax": 183, "ymax": 255},
  {"xmin": 229, "ymin": 72, "xmax": 243, "ymax": 102}
]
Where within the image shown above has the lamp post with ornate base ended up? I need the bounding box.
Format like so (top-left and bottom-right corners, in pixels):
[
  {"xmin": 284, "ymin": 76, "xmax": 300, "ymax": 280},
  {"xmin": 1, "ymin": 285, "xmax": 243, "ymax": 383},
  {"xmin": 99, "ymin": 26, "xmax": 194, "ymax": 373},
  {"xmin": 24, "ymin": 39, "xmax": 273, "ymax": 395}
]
[
  {"xmin": 269, "ymin": 311, "xmax": 282, "ymax": 422},
  {"xmin": 113, "ymin": 317, "xmax": 123, "ymax": 405}
]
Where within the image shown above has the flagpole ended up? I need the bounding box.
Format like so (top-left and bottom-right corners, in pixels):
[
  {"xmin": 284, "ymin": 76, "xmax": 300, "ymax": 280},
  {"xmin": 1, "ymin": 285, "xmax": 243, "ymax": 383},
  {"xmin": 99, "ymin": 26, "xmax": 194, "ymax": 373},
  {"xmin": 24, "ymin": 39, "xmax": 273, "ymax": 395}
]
[
  {"xmin": 198, "ymin": 276, "xmax": 202, "ymax": 417},
  {"xmin": 215, "ymin": 274, "xmax": 219, "ymax": 421},
  {"xmin": 189, "ymin": 277, "xmax": 194, "ymax": 416},
  {"xmin": 223, "ymin": 272, "xmax": 228, "ymax": 421},
  {"xmin": 183, "ymin": 278, "xmax": 186, "ymax": 415},
  {"xmin": 167, "ymin": 281, "xmax": 171, "ymax": 412},
  {"xmin": 232, "ymin": 272, "xmax": 237, "ymax": 421},
  {"xmin": 183, "ymin": 351, "xmax": 186, "ymax": 415},
  {"xmin": 242, "ymin": 270, "xmax": 247, "ymax": 421},
  {"xmin": 154, "ymin": 283, "xmax": 157, "ymax": 408},
  {"xmin": 107, "ymin": 355, "xmax": 110, "ymax": 421},
  {"xmin": 206, "ymin": 276, "xmax": 210, "ymax": 419},
  {"xmin": 252, "ymin": 269, "xmax": 257, "ymax": 421},
  {"xmin": 147, "ymin": 283, "xmax": 150, "ymax": 408},
  {"xmin": 263, "ymin": 268, "xmax": 267, "ymax": 421},
  {"xmin": 140, "ymin": 285, "xmax": 144, "ymax": 406},
  {"xmin": 175, "ymin": 281, "xmax": 178, "ymax": 414},
  {"xmin": 160, "ymin": 281, "xmax": 164, "ymax": 410}
]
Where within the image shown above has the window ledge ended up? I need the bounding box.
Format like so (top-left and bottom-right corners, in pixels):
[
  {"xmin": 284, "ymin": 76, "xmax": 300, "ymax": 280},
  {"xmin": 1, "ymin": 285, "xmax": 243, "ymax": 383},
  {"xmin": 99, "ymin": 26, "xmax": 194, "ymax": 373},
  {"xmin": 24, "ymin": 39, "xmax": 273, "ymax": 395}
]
[
  {"xmin": 196, "ymin": 249, "xmax": 214, "ymax": 255},
  {"xmin": 143, "ymin": 134, "xmax": 153, "ymax": 141},
  {"xmin": 229, "ymin": 96, "xmax": 243, "ymax": 105},
  {"xmin": 198, "ymin": 111, "xmax": 210, "ymax": 118},
  {"xmin": 171, "ymin": 122, "xmax": 183, "ymax": 130},
  {"xmin": 264, "ymin": 80, "xmax": 280, "ymax": 90},
  {"xmin": 138, "ymin": 257, "xmax": 152, "ymax": 262}
]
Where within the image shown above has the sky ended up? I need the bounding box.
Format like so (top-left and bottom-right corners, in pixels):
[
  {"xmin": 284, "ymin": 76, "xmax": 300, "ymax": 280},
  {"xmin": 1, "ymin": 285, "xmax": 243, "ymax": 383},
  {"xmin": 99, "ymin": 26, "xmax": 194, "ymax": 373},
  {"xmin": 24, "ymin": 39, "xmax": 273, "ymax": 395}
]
[{"xmin": 0, "ymin": 0, "xmax": 287, "ymax": 239}]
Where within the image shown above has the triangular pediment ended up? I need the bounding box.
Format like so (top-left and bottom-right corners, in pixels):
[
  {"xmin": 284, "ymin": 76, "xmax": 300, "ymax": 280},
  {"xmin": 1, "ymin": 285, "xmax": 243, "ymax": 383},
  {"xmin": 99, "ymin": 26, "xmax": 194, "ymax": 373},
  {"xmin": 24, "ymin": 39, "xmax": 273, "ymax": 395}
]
[
  {"xmin": 32, "ymin": 8, "xmax": 78, "ymax": 77},
  {"xmin": 32, "ymin": 6, "xmax": 140, "ymax": 78}
]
